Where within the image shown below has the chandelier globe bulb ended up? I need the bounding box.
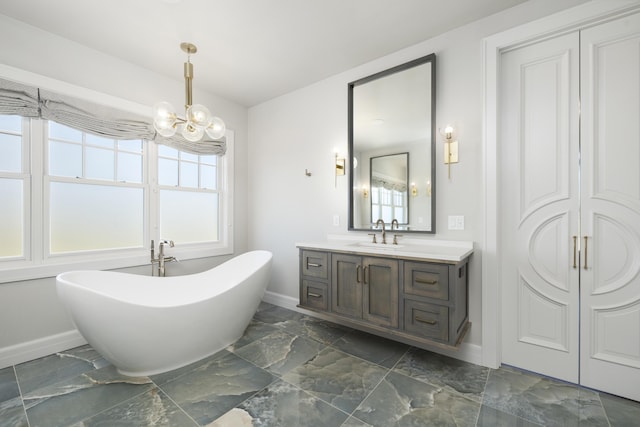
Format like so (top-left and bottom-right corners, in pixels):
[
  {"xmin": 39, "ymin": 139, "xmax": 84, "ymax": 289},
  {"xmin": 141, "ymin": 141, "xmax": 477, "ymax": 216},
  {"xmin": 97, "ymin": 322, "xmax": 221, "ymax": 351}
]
[
  {"xmin": 181, "ymin": 122, "xmax": 204, "ymax": 142},
  {"xmin": 205, "ymin": 116, "xmax": 226, "ymax": 139}
]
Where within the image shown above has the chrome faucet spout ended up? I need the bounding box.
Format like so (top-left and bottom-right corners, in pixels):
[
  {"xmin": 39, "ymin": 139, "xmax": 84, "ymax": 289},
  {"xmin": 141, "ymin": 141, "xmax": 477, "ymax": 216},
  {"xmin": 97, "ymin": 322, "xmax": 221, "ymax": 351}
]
[
  {"xmin": 375, "ymin": 219, "xmax": 387, "ymax": 244},
  {"xmin": 391, "ymin": 219, "xmax": 399, "ymax": 231}
]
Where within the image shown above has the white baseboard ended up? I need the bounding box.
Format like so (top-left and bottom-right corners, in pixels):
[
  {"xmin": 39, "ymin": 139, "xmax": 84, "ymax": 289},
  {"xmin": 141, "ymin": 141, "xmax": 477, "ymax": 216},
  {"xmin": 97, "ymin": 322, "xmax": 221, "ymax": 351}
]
[
  {"xmin": 0, "ymin": 330, "xmax": 87, "ymax": 369},
  {"xmin": 262, "ymin": 290, "xmax": 484, "ymax": 367}
]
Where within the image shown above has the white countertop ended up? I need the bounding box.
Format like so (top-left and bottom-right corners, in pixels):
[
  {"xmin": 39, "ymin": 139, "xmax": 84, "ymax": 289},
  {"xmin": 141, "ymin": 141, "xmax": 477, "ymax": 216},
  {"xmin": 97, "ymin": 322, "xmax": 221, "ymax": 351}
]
[{"xmin": 296, "ymin": 235, "xmax": 473, "ymax": 263}]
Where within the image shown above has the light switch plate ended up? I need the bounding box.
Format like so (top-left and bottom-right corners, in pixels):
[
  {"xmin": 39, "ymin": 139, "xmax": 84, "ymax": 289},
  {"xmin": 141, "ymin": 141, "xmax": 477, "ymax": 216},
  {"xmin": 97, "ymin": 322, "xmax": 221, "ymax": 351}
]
[
  {"xmin": 448, "ymin": 215, "xmax": 464, "ymax": 230},
  {"xmin": 333, "ymin": 214, "xmax": 340, "ymax": 226}
]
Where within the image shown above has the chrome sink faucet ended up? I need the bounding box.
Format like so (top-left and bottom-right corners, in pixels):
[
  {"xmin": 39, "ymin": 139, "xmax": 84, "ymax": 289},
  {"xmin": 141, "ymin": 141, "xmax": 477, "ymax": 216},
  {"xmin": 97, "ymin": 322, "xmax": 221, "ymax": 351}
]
[
  {"xmin": 375, "ymin": 219, "xmax": 387, "ymax": 244},
  {"xmin": 151, "ymin": 239, "xmax": 175, "ymax": 276},
  {"xmin": 391, "ymin": 219, "xmax": 402, "ymax": 245}
]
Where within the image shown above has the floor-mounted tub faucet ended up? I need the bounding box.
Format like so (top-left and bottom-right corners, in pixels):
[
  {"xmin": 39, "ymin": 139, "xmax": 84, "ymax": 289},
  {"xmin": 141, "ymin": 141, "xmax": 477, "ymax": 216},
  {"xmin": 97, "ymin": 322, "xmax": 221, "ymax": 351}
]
[{"xmin": 151, "ymin": 239, "xmax": 176, "ymax": 276}]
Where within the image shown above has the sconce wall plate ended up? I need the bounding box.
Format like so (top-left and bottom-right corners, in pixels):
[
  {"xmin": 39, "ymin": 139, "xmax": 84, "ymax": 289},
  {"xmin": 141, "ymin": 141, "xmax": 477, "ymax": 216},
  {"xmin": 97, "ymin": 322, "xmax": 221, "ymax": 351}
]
[
  {"xmin": 444, "ymin": 140, "xmax": 459, "ymax": 164},
  {"xmin": 336, "ymin": 158, "xmax": 346, "ymax": 175}
]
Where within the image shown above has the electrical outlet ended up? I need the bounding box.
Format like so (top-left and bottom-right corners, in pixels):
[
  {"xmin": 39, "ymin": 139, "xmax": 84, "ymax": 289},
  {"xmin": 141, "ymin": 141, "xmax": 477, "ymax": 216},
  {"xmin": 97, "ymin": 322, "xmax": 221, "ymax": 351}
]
[
  {"xmin": 333, "ymin": 214, "xmax": 340, "ymax": 226},
  {"xmin": 448, "ymin": 215, "xmax": 464, "ymax": 230}
]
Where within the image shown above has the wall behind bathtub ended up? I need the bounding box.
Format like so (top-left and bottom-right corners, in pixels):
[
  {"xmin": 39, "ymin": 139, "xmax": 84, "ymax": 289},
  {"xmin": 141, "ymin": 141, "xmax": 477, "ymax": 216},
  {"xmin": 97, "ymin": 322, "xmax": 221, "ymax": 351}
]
[
  {"xmin": 247, "ymin": 0, "xmax": 589, "ymax": 364},
  {"xmin": 0, "ymin": 14, "xmax": 249, "ymax": 368}
]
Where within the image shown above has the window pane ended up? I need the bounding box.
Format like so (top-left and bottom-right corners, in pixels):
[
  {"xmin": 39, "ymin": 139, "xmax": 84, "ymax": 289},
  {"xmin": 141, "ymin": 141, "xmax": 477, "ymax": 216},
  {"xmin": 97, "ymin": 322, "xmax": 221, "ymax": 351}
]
[
  {"xmin": 86, "ymin": 147, "xmax": 114, "ymax": 181},
  {"xmin": 158, "ymin": 145, "xmax": 178, "ymax": 158},
  {"xmin": 200, "ymin": 165, "xmax": 216, "ymax": 189},
  {"xmin": 0, "ymin": 115, "xmax": 21, "ymax": 132},
  {"xmin": 180, "ymin": 162, "xmax": 198, "ymax": 188},
  {"xmin": 50, "ymin": 182, "xmax": 143, "ymax": 253},
  {"xmin": 49, "ymin": 141, "xmax": 82, "ymax": 177},
  {"xmin": 200, "ymin": 155, "xmax": 217, "ymax": 166},
  {"xmin": 160, "ymin": 190, "xmax": 218, "ymax": 243},
  {"xmin": 118, "ymin": 152, "xmax": 142, "ymax": 183},
  {"xmin": 0, "ymin": 178, "xmax": 24, "ymax": 258},
  {"xmin": 158, "ymin": 158, "xmax": 178, "ymax": 186},
  {"xmin": 86, "ymin": 134, "xmax": 114, "ymax": 149},
  {"xmin": 49, "ymin": 122, "xmax": 82, "ymax": 142},
  {"xmin": 118, "ymin": 139, "xmax": 142, "ymax": 153},
  {"xmin": 0, "ymin": 133, "xmax": 22, "ymax": 173},
  {"xmin": 381, "ymin": 206, "xmax": 392, "ymax": 223},
  {"xmin": 181, "ymin": 152, "xmax": 198, "ymax": 162}
]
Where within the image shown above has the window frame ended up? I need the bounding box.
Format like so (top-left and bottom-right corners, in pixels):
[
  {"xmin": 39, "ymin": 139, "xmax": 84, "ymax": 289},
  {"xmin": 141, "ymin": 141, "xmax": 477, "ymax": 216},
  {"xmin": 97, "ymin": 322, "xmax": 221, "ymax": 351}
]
[{"xmin": 0, "ymin": 115, "xmax": 234, "ymax": 283}]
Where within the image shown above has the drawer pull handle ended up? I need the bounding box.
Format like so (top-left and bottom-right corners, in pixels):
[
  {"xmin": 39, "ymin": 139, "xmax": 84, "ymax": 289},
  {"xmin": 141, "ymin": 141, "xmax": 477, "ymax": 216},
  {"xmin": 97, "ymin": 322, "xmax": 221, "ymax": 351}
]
[
  {"xmin": 416, "ymin": 278, "xmax": 438, "ymax": 285},
  {"xmin": 307, "ymin": 262, "xmax": 322, "ymax": 268},
  {"xmin": 415, "ymin": 316, "xmax": 438, "ymax": 325},
  {"xmin": 308, "ymin": 292, "xmax": 322, "ymax": 298}
]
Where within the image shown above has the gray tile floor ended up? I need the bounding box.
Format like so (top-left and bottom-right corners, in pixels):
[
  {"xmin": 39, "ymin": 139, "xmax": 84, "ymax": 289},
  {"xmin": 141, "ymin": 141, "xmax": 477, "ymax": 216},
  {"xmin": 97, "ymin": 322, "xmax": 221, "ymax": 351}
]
[{"xmin": 2, "ymin": 302, "xmax": 639, "ymax": 426}]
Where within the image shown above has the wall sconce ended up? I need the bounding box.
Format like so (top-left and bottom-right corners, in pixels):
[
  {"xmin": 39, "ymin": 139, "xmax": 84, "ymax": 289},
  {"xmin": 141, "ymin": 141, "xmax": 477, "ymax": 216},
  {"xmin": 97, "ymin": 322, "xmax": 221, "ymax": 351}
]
[
  {"xmin": 362, "ymin": 185, "xmax": 369, "ymax": 198},
  {"xmin": 335, "ymin": 151, "xmax": 345, "ymax": 188},
  {"xmin": 443, "ymin": 125, "xmax": 459, "ymax": 179},
  {"xmin": 411, "ymin": 182, "xmax": 418, "ymax": 197}
]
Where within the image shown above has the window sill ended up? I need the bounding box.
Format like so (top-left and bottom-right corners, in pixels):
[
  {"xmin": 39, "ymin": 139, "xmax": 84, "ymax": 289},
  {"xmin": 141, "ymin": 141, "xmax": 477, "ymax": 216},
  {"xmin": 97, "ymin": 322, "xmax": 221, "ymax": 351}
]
[{"xmin": 0, "ymin": 244, "xmax": 233, "ymax": 284}]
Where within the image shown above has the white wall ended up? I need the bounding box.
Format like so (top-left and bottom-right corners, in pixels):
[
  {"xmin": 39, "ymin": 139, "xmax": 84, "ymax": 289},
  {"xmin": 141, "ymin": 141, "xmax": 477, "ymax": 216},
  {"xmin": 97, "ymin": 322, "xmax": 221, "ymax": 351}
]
[
  {"xmin": 248, "ymin": 0, "xmax": 589, "ymax": 355},
  {"xmin": 0, "ymin": 14, "xmax": 249, "ymax": 366}
]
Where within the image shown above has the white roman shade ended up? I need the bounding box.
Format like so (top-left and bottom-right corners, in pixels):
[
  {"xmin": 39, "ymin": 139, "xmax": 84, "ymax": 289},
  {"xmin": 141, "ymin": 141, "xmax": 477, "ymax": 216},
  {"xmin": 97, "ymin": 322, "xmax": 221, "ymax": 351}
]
[{"xmin": 0, "ymin": 77, "xmax": 226, "ymax": 155}]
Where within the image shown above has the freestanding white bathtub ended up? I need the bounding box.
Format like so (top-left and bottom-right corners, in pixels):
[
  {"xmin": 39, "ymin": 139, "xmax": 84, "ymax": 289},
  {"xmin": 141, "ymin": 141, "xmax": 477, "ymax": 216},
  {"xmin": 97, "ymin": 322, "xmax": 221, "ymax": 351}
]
[{"xmin": 56, "ymin": 250, "xmax": 272, "ymax": 376}]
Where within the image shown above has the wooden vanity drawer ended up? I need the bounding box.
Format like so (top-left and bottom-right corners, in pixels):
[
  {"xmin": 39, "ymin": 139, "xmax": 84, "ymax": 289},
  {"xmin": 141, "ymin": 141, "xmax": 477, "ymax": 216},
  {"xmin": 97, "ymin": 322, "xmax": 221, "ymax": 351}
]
[
  {"xmin": 301, "ymin": 280, "xmax": 328, "ymax": 310},
  {"xmin": 404, "ymin": 300, "xmax": 449, "ymax": 342},
  {"xmin": 404, "ymin": 262, "xmax": 449, "ymax": 300},
  {"xmin": 301, "ymin": 250, "xmax": 328, "ymax": 279}
]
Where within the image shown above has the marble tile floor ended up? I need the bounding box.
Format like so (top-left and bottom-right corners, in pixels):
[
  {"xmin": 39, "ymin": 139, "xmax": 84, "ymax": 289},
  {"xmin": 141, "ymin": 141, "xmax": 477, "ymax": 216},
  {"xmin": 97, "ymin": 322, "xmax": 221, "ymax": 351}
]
[{"xmin": 1, "ymin": 302, "xmax": 639, "ymax": 427}]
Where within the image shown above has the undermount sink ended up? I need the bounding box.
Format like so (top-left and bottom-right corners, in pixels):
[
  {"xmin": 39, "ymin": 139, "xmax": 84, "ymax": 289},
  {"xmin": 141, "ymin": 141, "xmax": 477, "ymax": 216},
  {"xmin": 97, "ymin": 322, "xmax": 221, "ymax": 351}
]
[{"xmin": 351, "ymin": 242, "xmax": 404, "ymax": 249}]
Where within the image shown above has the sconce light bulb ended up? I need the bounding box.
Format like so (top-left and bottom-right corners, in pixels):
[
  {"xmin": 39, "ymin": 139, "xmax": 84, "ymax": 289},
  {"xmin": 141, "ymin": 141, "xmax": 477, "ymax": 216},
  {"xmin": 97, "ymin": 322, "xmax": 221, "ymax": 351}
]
[{"xmin": 444, "ymin": 125, "xmax": 454, "ymax": 140}]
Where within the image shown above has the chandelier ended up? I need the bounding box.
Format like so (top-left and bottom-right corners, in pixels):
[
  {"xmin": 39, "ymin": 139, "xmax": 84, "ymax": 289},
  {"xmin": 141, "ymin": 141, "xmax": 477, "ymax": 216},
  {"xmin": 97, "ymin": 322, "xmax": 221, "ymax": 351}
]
[{"xmin": 152, "ymin": 42, "xmax": 226, "ymax": 142}]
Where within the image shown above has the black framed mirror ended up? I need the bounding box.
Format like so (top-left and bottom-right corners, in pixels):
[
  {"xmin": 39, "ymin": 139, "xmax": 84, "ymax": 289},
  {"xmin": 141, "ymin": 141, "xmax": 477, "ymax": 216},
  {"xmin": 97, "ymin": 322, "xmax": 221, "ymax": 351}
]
[{"xmin": 348, "ymin": 53, "xmax": 436, "ymax": 233}]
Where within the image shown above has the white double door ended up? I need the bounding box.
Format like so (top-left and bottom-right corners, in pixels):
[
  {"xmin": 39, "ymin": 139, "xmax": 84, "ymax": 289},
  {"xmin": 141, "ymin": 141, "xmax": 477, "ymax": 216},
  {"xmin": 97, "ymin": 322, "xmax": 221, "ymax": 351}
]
[{"xmin": 500, "ymin": 12, "xmax": 640, "ymax": 401}]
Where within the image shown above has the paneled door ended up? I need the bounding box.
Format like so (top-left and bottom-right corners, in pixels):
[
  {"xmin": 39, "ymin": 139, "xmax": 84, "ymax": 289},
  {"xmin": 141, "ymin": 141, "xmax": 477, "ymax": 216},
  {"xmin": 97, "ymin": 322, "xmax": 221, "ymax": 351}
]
[
  {"xmin": 500, "ymin": 12, "xmax": 640, "ymax": 401},
  {"xmin": 578, "ymin": 13, "xmax": 640, "ymax": 400},
  {"xmin": 500, "ymin": 32, "xmax": 581, "ymax": 383}
]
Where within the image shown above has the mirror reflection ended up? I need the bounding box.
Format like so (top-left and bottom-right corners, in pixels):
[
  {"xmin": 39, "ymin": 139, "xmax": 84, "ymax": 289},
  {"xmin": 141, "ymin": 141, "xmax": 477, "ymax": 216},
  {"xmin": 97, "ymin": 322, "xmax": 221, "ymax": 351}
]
[
  {"xmin": 370, "ymin": 153, "xmax": 409, "ymax": 224},
  {"xmin": 349, "ymin": 54, "xmax": 436, "ymax": 233}
]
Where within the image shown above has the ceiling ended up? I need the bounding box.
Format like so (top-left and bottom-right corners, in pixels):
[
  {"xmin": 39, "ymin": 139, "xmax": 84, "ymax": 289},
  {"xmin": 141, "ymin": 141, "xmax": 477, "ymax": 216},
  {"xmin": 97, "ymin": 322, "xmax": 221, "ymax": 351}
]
[{"xmin": 0, "ymin": 0, "xmax": 530, "ymax": 107}]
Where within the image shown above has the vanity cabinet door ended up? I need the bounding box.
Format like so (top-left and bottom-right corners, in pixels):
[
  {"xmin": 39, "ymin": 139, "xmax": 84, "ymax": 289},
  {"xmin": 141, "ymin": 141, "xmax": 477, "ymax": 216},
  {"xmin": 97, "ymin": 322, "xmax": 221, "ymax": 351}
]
[
  {"xmin": 404, "ymin": 300, "xmax": 449, "ymax": 342},
  {"xmin": 363, "ymin": 257, "xmax": 399, "ymax": 328},
  {"xmin": 404, "ymin": 262, "xmax": 449, "ymax": 301},
  {"xmin": 301, "ymin": 280, "xmax": 328, "ymax": 311},
  {"xmin": 331, "ymin": 254, "xmax": 363, "ymax": 319},
  {"xmin": 301, "ymin": 250, "xmax": 328, "ymax": 279}
]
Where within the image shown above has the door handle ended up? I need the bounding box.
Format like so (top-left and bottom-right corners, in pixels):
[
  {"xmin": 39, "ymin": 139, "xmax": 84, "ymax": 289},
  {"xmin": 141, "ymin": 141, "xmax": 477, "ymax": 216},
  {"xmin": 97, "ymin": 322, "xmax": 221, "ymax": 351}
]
[
  {"xmin": 584, "ymin": 236, "xmax": 589, "ymax": 270},
  {"xmin": 356, "ymin": 265, "xmax": 361, "ymax": 283},
  {"xmin": 572, "ymin": 236, "xmax": 577, "ymax": 269},
  {"xmin": 363, "ymin": 266, "xmax": 369, "ymax": 284}
]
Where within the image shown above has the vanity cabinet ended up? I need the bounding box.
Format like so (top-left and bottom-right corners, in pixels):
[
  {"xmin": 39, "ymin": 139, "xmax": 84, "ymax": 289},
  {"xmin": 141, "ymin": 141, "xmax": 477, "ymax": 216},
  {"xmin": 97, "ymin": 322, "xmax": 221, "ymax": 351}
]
[
  {"xmin": 298, "ymin": 245, "xmax": 471, "ymax": 350},
  {"xmin": 331, "ymin": 254, "xmax": 399, "ymax": 328}
]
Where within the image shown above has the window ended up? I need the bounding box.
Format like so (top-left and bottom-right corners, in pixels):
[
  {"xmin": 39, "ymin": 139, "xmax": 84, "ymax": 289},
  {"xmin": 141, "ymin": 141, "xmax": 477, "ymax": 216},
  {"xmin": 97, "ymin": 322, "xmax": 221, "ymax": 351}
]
[
  {"xmin": 0, "ymin": 115, "xmax": 27, "ymax": 259},
  {"xmin": 47, "ymin": 122, "xmax": 145, "ymax": 254},
  {"xmin": 0, "ymin": 116, "xmax": 233, "ymax": 282},
  {"xmin": 157, "ymin": 146, "xmax": 221, "ymax": 244},
  {"xmin": 371, "ymin": 186, "xmax": 406, "ymax": 224}
]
